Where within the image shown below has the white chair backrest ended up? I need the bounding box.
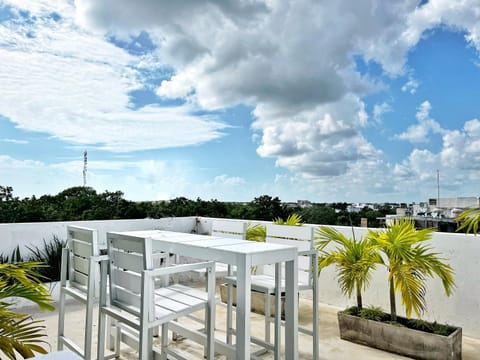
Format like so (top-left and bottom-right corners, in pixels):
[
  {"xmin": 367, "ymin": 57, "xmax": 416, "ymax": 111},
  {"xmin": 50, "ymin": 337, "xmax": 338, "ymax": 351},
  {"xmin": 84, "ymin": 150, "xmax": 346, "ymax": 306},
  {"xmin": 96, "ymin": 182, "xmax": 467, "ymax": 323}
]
[
  {"xmin": 211, "ymin": 219, "xmax": 246, "ymax": 239},
  {"xmin": 106, "ymin": 233, "xmax": 154, "ymax": 318},
  {"xmin": 66, "ymin": 225, "xmax": 99, "ymax": 293},
  {"xmin": 264, "ymin": 224, "xmax": 315, "ymax": 283}
]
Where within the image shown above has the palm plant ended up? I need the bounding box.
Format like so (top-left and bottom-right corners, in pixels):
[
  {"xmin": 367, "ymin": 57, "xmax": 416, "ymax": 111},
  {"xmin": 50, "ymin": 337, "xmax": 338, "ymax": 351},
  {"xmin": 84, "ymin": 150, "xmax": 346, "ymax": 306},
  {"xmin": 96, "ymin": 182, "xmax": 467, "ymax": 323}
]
[
  {"xmin": 456, "ymin": 207, "xmax": 480, "ymax": 235},
  {"xmin": 315, "ymin": 226, "xmax": 379, "ymax": 310},
  {"xmin": 367, "ymin": 219, "xmax": 455, "ymax": 321},
  {"xmin": 0, "ymin": 262, "xmax": 54, "ymax": 359},
  {"xmin": 245, "ymin": 223, "xmax": 266, "ymax": 242},
  {"xmin": 273, "ymin": 213, "xmax": 304, "ymax": 226}
]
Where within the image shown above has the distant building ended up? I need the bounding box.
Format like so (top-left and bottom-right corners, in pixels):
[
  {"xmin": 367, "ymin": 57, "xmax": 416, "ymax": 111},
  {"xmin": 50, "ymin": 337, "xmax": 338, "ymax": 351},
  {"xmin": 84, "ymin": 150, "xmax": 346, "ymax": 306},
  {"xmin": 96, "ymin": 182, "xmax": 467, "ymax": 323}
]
[
  {"xmin": 426, "ymin": 197, "xmax": 479, "ymax": 218},
  {"xmin": 297, "ymin": 200, "xmax": 312, "ymax": 208}
]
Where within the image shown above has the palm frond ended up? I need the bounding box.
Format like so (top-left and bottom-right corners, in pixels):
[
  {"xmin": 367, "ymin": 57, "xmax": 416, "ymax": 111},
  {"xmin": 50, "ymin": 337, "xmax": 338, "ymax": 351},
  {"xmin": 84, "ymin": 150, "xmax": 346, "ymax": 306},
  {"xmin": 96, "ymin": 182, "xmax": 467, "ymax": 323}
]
[
  {"xmin": 456, "ymin": 207, "xmax": 480, "ymax": 235},
  {"xmin": 368, "ymin": 218, "xmax": 454, "ymax": 319},
  {"xmin": 245, "ymin": 223, "xmax": 266, "ymax": 242},
  {"xmin": 0, "ymin": 313, "xmax": 49, "ymax": 359},
  {"xmin": 273, "ymin": 213, "xmax": 304, "ymax": 226}
]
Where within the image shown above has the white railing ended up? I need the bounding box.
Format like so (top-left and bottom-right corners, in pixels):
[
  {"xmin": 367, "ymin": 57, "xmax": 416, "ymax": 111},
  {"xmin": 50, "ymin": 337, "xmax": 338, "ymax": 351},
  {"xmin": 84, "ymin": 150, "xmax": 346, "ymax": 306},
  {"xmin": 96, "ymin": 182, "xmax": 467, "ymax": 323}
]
[{"xmin": 1, "ymin": 216, "xmax": 479, "ymax": 339}]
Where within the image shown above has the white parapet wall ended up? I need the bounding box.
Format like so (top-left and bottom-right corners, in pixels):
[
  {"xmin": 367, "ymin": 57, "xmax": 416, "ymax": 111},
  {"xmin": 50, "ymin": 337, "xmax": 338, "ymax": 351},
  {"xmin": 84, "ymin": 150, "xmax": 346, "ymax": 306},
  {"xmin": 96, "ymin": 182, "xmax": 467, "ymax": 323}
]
[
  {"xmin": 1, "ymin": 216, "xmax": 479, "ymax": 339},
  {"xmin": 0, "ymin": 217, "xmax": 197, "ymax": 254}
]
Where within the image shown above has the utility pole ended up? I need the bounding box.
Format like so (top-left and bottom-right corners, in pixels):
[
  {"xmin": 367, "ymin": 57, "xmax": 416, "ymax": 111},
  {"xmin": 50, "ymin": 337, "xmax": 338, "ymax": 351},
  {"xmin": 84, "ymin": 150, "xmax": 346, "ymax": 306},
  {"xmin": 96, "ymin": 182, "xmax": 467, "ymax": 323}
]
[{"xmin": 83, "ymin": 150, "xmax": 88, "ymax": 187}]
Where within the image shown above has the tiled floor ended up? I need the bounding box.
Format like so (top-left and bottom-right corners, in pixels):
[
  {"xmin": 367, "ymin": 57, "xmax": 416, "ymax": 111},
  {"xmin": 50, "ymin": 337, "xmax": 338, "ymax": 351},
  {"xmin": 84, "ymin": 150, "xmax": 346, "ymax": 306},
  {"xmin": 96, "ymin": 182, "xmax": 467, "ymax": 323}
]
[{"xmin": 24, "ymin": 295, "xmax": 480, "ymax": 359}]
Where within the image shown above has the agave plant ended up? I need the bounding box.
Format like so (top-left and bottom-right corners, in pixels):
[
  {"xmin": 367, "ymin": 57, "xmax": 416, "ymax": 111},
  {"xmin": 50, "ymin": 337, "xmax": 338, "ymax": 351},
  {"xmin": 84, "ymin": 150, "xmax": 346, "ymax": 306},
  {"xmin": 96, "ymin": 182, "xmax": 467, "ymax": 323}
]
[
  {"xmin": 367, "ymin": 219, "xmax": 455, "ymax": 321},
  {"xmin": 27, "ymin": 236, "xmax": 67, "ymax": 282},
  {"xmin": 273, "ymin": 213, "xmax": 304, "ymax": 226},
  {"xmin": 315, "ymin": 226, "xmax": 380, "ymax": 310},
  {"xmin": 455, "ymin": 207, "xmax": 480, "ymax": 235},
  {"xmin": 0, "ymin": 262, "xmax": 54, "ymax": 359}
]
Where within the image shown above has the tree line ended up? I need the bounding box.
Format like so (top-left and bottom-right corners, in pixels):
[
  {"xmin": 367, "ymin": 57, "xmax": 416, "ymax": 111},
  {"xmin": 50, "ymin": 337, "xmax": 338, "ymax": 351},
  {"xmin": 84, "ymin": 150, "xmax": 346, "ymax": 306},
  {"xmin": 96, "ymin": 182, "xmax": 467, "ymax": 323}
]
[{"xmin": 0, "ymin": 185, "xmax": 396, "ymax": 227}]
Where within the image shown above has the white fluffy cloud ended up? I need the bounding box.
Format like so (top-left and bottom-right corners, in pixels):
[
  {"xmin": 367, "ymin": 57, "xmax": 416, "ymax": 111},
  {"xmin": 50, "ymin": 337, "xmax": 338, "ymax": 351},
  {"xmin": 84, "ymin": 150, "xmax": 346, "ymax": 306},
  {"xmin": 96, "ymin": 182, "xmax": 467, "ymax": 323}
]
[
  {"xmin": 396, "ymin": 101, "xmax": 444, "ymax": 143},
  {"xmin": 3, "ymin": 0, "xmax": 480, "ymax": 201},
  {"xmin": 392, "ymin": 115, "xmax": 480, "ymax": 199},
  {"xmin": 74, "ymin": 0, "xmax": 480, "ymax": 181},
  {"xmin": 0, "ymin": 0, "xmax": 227, "ymax": 152}
]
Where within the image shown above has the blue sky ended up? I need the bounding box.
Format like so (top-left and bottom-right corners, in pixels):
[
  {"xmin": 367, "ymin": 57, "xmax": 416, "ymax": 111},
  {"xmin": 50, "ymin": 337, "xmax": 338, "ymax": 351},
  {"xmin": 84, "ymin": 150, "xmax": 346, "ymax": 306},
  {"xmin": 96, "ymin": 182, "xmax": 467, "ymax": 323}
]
[{"xmin": 1, "ymin": 0, "xmax": 480, "ymax": 203}]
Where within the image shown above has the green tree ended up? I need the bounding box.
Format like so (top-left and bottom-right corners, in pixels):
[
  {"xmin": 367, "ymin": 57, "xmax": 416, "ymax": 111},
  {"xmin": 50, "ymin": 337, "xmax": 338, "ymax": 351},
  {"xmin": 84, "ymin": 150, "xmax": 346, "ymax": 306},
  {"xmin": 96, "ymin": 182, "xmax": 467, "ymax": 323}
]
[
  {"xmin": 249, "ymin": 195, "xmax": 285, "ymax": 221},
  {"xmin": 367, "ymin": 219, "xmax": 455, "ymax": 321},
  {"xmin": 315, "ymin": 226, "xmax": 379, "ymax": 310},
  {"xmin": 0, "ymin": 186, "xmax": 14, "ymax": 201},
  {"xmin": 0, "ymin": 262, "xmax": 54, "ymax": 358},
  {"xmin": 300, "ymin": 205, "xmax": 336, "ymax": 225}
]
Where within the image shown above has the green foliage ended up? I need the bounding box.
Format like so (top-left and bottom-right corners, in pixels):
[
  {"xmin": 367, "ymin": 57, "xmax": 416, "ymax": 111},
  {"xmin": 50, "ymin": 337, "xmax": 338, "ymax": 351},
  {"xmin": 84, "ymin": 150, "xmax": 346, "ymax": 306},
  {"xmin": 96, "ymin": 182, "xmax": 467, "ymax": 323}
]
[
  {"xmin": 0, "ymin": 262, "xmax": 54, "ymax": 358},
  {"xmin": 245, "ymin": 223, "xmax": 266, "ymax": 242},
  {"xmin": 249, "ymin": 195, "xmax": 286, "ymax": 221},
  {"xmin": 300, "ymin": 205, "xmax": 337, "ymax": 225},
  {"xmin": 406, "ymin": 318, "xmax": 433, "ymax": 332},
  {"xmin": 359, "ymin": 306, "xmax": 387, "ymax": 322},
  {"xmin": 26, "ymin": 236, "xmax": 67, "ymax": 282},
  {"xmin": 0, "ymin": 236, "xmax": 67, "ymax": 282},
  {"xmin": 432, "ymin": 322, "xmax": 456, "ymax": 336},
  {"xmin": 0, "ymin": 186, "xmax": 14, "ymax": 202},
  {"xmin": 404, "ymin": 319, "xmax": 455, "ymax": 336},
  {"xmin": 367, "ymin": 219, "xmax": 455, "ymax": 321},
  {"xmin": 274, "ymin": 213, "xmax": 304, "ymax": 225},
  {"xmin": 315, "ymin": 226, "xmax": 380, "ymax": 309},
  {"xmin": 0, "ymin": 246, "xmax": 24, "ymax": 264},
  {"xmin": 341, "ymin": 306, "xmax": 360, "ymax": 316},
  {"xmin": 456, "ymin": 207, "xmax": 480, "ymax": 235}
]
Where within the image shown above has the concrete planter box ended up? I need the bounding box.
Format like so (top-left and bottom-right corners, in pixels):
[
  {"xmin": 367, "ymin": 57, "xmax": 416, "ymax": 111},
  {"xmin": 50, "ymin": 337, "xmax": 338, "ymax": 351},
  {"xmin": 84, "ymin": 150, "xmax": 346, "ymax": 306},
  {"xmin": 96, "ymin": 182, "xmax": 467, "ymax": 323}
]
[
  {"xmin": 219, "ymin": 283, "xmax": 285, "ymax": 317},
  {"xmin": 338, "ymin": 312, "xmax": 462, "ymax": 360}
]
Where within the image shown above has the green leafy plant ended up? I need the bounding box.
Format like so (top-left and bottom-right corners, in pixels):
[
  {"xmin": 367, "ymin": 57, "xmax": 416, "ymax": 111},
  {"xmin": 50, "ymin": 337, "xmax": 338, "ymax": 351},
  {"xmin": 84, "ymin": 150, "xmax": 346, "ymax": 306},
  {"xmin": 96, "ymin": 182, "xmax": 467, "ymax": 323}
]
[
  {"xmin": 432, "ymin": 322, "xmax": 456, "ymax": 336},
  {"xmin": 367, "ymin": 219, "xmax": 455, "ymax": 321},
  {"xmin": 0, "ymin": 262, "xmax": 54, "ymax": 359},
  {"xmin": 341, "ymin": 306, "xmax": 360, "ymax": 316},
  {"xmin": 359, "ymin": 306, "xmax": 387, "ymax": 322},
  {"xmin": 273, "ymin": 213, "xmax": 304, "ymax": 226},
  {"xmin": 456, "ymin": 207, "xmax": 480, "ymax": 235},
  {"xmin": 245, "ymin": 223, "xmax": 266, "ymax": 242},
  {"xmin": 406, "ymin": 318, "xmax": 434, "ymax": 333},
  {"xmin": 0, "ymin": 246, "xmax": 24, "ymax": 264},
  {"xmin": 315, "ymin": 226, "xmax": 380, "ymax": 310},
  {"xmin": 27, "ymin": 236, "xmax": 67, "ymax": 282}
]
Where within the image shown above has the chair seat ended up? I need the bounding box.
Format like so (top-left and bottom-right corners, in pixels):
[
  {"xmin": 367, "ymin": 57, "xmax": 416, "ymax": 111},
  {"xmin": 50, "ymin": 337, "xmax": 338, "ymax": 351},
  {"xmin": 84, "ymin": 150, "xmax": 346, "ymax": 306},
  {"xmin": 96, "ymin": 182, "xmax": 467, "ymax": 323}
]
[
  {"xmin": 105, "ymin": 284, "xmax": 210, "ymax": 329},
  {"xmin": 224, "ymin": 274, "xmax": 310, "ymax": 294}
]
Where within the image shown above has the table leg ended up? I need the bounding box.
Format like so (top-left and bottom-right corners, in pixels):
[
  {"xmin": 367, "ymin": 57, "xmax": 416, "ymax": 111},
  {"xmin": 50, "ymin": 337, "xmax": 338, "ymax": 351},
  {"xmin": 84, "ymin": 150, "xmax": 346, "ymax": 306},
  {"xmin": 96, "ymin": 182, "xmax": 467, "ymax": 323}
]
[
  {"xmin": 274, "ymin": 263, "xmax": 282, "ymax": 359},
  {"xmin": 285, "ymin": 258, "xmax": 298, "ymax": 360},
  {"xmin": 235, "ymin": 256, "xmax": 251, "ymax": 360}
]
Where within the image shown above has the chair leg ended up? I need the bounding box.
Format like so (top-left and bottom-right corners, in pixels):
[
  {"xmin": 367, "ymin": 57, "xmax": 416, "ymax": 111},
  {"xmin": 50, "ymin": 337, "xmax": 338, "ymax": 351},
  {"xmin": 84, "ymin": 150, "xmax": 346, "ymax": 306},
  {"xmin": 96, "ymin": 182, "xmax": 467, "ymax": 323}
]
[
  {"xmin": 84, "ymin": 299, "xmax": 94, "ymax": 360},
  {"xmin": 264, "ymin": 292, "xmax": 271, "ymax": 344},
  {"xmin": 57, "ymin": 289, "xmax": 65, "ymax": 351},
  {"xmin": 97, "ymin": 311, "xmax": 106, "ymax": 360},
  {"xmin": 226, "ymin": 283, "xmax": 233, "ymax": 344},
  {"xmin": 161, "ymin": 324, "xmax": 169, "ymax": 360},
  {"xmin": 206, "ymin": 265, "xmax": 215, "ymax": 360}
]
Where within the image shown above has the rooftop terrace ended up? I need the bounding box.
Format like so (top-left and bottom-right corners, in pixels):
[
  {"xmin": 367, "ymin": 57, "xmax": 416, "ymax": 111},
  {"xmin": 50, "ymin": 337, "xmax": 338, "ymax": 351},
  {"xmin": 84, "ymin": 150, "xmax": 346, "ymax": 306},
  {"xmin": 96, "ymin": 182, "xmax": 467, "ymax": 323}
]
[{"xmin": 3, "ymin": 217, "xmax": 480, "ymax": 358}]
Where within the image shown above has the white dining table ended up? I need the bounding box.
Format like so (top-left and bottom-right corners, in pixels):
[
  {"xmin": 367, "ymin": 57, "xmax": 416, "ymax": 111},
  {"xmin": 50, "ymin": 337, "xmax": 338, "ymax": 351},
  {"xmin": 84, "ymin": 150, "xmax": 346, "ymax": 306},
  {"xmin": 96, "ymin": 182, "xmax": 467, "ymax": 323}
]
[{"xmin": 109, "ymin": 230, "xmax": 299, "ymax": 360}]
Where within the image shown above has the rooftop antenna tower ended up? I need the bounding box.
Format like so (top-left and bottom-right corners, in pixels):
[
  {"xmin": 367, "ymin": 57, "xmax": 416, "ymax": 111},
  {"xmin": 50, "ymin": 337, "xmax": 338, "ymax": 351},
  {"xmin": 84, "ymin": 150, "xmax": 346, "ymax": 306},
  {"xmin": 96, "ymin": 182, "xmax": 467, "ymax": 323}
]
[
  {"xmin": 437, "ymin": 169, "xmax": 440, "ymax": 207},
  {"xmin": 83, "ymin": 150, "xmax": 88, "ymax": 187}
]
